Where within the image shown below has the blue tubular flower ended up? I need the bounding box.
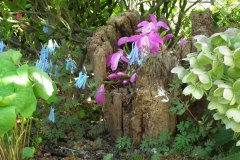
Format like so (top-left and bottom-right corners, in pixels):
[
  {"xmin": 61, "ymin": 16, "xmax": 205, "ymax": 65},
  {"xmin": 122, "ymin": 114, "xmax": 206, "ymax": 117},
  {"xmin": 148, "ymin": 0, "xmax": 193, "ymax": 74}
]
[
  {"xmin": 127, "ymin": 42, "xmax": 139, "ymax": 65},
  {"xmin": 43, "ymin": 20, "xmax": 53, "ymax": 34},
  {"xmin": 48, "ymin": 106, "xmax": 55, "ymax": 123},
  {"xmin": 75, "ymin": 72, "xmax": 89, "ymax": 89},
  {"xmin": 54, "ymin": 65, "xmax": 60, "ymax": 77},
  {"xmin": 0, "ymin": 41, "xmax": 5, "ymax": 53},
  {"xmin": 65, "ymin": 57, "xmax": 77, "ymax": 74}
]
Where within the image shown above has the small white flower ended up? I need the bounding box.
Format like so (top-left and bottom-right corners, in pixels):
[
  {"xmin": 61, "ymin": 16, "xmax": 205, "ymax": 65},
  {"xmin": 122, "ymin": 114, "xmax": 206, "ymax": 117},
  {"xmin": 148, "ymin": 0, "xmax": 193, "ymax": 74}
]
[
  {"xmin": 151, "ymin": 148, "xmax": 157, "ymax": 154},
  {"xmin": 155, "ymin": 87, "xmax": 169, "ymax": 102}
]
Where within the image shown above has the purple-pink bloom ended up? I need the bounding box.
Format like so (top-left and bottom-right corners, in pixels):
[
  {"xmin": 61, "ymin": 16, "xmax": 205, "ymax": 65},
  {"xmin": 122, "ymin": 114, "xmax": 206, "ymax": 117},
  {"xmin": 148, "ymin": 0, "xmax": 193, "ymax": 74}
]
[
  {"xmin": 163, "ymin": 34, "xmax": 174, "ymax": 42},
  {"xmin": 130, "ymin": 73, "xmax": 138, "ymax": 84},
  {"xmin": 108, "ymin": 72, "xmax": 126, "ymax": 80},
  {"xmin": 122, "ymin": 80, "xmax": 129, "ymax": 85},
  {"xmin": 118, "ymin": 32, "xmax": 163, "ymax": 54},
  {"xmin": 179, "ymin": 39, "xmax": 187, "ymax": 45},
  {"xmin": 96, "ymin": 84, "xmax": 104, "ymax": 105},
  {"xmin": 106, "ymin": 49, "xmax": 129, "ymax": 71},
  {"xmin": 136, "ymin": 14, "xmax": 169, "ymax": 33}
]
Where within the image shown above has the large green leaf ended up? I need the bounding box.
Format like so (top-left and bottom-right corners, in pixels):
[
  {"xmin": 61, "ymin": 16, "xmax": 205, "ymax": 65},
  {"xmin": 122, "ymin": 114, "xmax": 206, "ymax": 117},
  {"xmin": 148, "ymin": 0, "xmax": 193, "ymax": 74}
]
[
  {"xmin": 13, "ymin": 87, "xmax": 37, "ymax": 118},
  {"xmin": 227, "ymin": 67, "xmax": 240, "ymax": 79},
  {"xmin": 0, "ymin": 59, "xmax": 17, "ymax": 73},
  {"xmin": 0, "ymin": 106, "xmax": 16, "ymax": 135},
  {"xmin": 0, "ymin": 83, "xmax": 16, "ymax": 107},
  {"xmin": 210, "ymin": 33, "xmax": 229, "ymax": 47},
  {"xmin": 28, "ymin": 66, "xmax": 56, "ymax": 100},
  {"xmin": 0, "ymin": 49, "xmax": 22, "ymax": 65}
]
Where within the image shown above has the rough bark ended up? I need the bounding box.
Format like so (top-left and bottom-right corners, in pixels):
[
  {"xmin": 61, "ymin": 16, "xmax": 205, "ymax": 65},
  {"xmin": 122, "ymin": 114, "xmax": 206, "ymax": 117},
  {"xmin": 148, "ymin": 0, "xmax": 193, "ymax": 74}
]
[{"xmin": 87, "ymin": 9, "xmax": 220, "ymax": 145}]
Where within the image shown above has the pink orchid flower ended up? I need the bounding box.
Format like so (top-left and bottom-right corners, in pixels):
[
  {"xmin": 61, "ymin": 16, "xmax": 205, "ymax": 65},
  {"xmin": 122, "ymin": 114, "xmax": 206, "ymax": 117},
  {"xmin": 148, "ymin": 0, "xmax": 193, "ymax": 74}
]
[
  {"xmin": 108, "ymin": 72, "xmax": 126, "ymax": 80},
  {"xmin": 136, "ymin": 14, "xmax": 169, "ymax": 33},
  {"xmin": 130, "ymin": 73, "xmax": 138, "ymax": 84},
  {"xmin": 106, "ymin": 49, "xmax": 129, "ymax": 71},
  {"xmin": 96, "ymin": 84, "xmax": 105, "ymax": 105},
  {"xmin": 118, "ymin": 32, "xmax": 163, "ymax": 54},
  {"xmin": 163, "ymin": 34, "xmax": 174, "ymax": 42}
]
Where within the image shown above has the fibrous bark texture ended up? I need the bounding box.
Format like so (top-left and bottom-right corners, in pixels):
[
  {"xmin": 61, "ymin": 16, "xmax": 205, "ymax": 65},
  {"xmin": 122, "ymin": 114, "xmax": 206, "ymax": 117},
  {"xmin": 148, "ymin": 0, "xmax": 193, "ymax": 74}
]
[{"xmin": 87, "ymin": 9, "xmax": 220, "ymax": 145}]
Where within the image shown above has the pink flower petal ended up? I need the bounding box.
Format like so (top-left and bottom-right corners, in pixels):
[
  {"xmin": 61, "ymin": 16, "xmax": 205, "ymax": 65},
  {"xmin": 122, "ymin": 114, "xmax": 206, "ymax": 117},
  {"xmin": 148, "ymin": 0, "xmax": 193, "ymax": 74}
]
[
  {"xmin": 118, "ymin": 37, "xmax": 128, "ymax": 46},
  {"xmin": 120, "ymin": 55, "xmax": 129, "ymax": 63},
  {"xmin": 137, "ymin": 21, "xmax": 149, "ymax": 28},
  {"xmin": 149, "ymin": 14, "xmax": 157, "ymax": 25},
  {"xmin": 122, "ymin": 80, "xmax": 129, "ymax": 85},
  {"xmin": 96, "ymin": 84, "xmax": 105, "ymax": 105},
  {"xmin": 163, "ymin": 34, "xmax": 174, "ymax": 42},
  {"xmin": 111, "ymin": 50, "xmax": 123, "ymax": 71},
  {"xmin": 157, "ymin": 21, "xmax": 169, "ymax": 30},
  {"xmin": 128, "ymin": 35, "xmax": 143, "ymax": 42},
  {"xmin": 108, "ymin": 72, "xmax": 126, "ymax": 79},
  {"xmin": 106, "ymin": 54, "xmax": 113, "ymax": 67},
  {"xmin": 130, "ymin": 73, "xmax": 138, "ymax": 84}
]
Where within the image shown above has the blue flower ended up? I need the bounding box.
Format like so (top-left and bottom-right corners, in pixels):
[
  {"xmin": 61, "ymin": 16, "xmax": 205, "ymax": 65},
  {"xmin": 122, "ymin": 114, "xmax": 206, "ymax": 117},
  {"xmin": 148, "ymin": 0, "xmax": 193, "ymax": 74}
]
[
  {"xmin": 48, "ymin": 106, "xmax": 55, "ymax": 123},
  {"xmin": 75, "ymin": 72, "xmax": 88, "ymax": 89},
  {"xmin": 65, "ymin": 57, "xmax": 77, "ymax": 74},
  {"xmin": 127, "ymin": 43, "xmax": 139, "ymax": 65},
  {"xmin": 0, "ymin": 41, "xmax": 5, "ymax": 53},
  {"xmin": 43, "ymin": 20, "xmax": 53, "ymax": 34},
  {"xmin": 54, "ymin": 65, "xmax": 60, "ymax": 77}
]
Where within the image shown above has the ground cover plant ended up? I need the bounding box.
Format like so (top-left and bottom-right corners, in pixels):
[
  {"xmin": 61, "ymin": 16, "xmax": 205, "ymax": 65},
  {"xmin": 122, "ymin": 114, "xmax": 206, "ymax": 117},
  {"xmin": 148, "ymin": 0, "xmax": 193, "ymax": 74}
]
[{"xmin": 0, "ymin": 0, "xmax": 240, "ymax": 159}]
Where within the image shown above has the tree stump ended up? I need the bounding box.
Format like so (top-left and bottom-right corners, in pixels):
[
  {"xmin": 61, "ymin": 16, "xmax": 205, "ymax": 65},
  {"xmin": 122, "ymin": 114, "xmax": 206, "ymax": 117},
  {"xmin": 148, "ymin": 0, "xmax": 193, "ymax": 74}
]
[
  {"xmin": 87, "ymin": 9, "xmax": 221, "ymax": 145},
  {"xmin": 87, "ymin": 11, "xmax": 178, "ymax": 145}
]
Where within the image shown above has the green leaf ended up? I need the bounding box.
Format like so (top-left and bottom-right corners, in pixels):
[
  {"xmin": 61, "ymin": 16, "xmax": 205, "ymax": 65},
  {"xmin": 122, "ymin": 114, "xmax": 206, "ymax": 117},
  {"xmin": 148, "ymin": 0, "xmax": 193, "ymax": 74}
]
[
  {"xmin": 22, "ymin": 147, "xmax": 35, "ymax": 160},
  {"xmin": 225, "ymin": 121, "xmax": 240, "ymax": 132},
  {"xmin": 182, "ymin": 73, "xmax": 197, "ymax": 83},
  {"xmin": 0, "ymin": 49, "xmax": 22, "ymax": 65},
  {"xmin": 223, "ymin": 152, "xmax": 240, "ymax": 160},
  {"xmin": 223, "ymin": 88, "xmax": 234, "ymax": 101},
  {"xmin": 197, "ymin": 52, "xmax": 213, "ymax": 65},
  {"xmin": 227, "ymin": 67, "xmax": 240, "ymax": 79},
  {"xmin": 226, "ymin": 108, "xmax": 240, "ymax": 123},
  {"xmin": 214, "ymin": 46, "xmax": 233, "ymax": 56},
  {"xmin": 233, "ymin": 48, "xmax": 240, "ymax": 69},
  {"xmin": 28, "ymin": 66, "xmax": 56, "ymax": 100},
  {"xmin": 13, "ymin": 87, "xmax": 37, "ymax": 118},
  {"xmin": 210, "ymin": 33, "xmax": 229, "ymax": 47},
  {"xmin": 0, "ymin": 106, "xmax": 16, "ymax": 135},
  {"xmin": 183, "ymin": 85, "xmax": 195, "ymax": 96},
  {"xmin": 233, "ymin": 79, "xmax": 240, "ymax": 104}
]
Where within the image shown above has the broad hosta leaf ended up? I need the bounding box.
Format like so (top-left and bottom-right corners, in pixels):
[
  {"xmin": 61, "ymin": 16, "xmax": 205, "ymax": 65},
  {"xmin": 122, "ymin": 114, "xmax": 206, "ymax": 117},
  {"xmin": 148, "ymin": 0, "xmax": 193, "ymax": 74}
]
[
  {"xmin": 28, "ymin": 66, "xmax": 57, "ymax": 100},
  {"xmin": 0, "ymin": 49, "xmax": 22, "ymax": 65},
  {"xmin": 226, "ymin": 108, "xmax": 240, "ymax": 123},
  {"xmin": 0, "ymin": 106, "xmax": 16, "ymax": 135},
  {"xmin": 13, "ymin": 87, "xmax": 37, "ymax": 118},
  {"xmin": 0, "ymin": 59, "xmax": 17, "ymax": 72}
]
